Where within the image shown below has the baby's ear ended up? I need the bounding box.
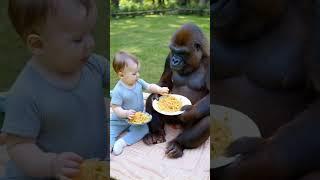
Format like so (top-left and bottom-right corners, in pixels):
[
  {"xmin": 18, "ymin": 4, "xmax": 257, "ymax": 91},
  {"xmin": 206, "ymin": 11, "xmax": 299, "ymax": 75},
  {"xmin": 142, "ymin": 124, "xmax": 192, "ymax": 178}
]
[
  {"xmin": 118, "ymin": 71, "xmax": 124, "ymax": 77},
  {"xmin": 26, "ymin": 34, "xmax": 44, "ymax": 55}
]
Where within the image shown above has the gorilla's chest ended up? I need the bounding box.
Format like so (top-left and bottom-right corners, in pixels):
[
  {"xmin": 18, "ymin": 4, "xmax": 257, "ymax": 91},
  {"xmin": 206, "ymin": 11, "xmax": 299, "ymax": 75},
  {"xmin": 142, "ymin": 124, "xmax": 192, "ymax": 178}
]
[
  {"xmin": 214, "ymin": 37, "xmax": 307, "ymax": 90},
  {"xmin": 213, "ymin": 24, "xmax": 312, "ymax": 137},
  {"xmin": 172, "ymin": 68, "xmax": 206, "ymax": 90},
  {"xmin": 171, "ymin": 68, "xmax": 207, "ymax": 103},
  {"xmin": 245, "ymin": 52, "xmax": 306, "ymax": 90}
]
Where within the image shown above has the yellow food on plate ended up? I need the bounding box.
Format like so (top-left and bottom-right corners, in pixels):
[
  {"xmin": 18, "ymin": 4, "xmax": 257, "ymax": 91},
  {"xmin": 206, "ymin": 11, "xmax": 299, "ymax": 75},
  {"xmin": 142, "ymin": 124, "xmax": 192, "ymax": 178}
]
[
  {"xmin": 73, "ymin": 159, "xmax": 107, "ymax": 180},
  {"xmin": 158, "ymin": 95, "xmax": 182, "ymax": 112},
  {"xmin": 129, "ymin": 112, "xmax": 151, "ymax": 124},
  {"xmin": 211, "ymin": 114, "xmax": 232, "ymax": 159}
]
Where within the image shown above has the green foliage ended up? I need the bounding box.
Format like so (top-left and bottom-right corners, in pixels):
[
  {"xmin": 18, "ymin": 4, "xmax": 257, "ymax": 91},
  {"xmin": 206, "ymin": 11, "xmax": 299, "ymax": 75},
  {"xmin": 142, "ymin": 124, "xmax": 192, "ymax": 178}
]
[
  {"xmin": 110, "ymin": 15, "xmax": 209, "ymax": 88},
  {"xmin": 111, "ymin": 0, "xmax": 208, "ymax": 14},
  {"xmin": 111, "ymin": 0, "xmax": 158, "ymax": 12}
]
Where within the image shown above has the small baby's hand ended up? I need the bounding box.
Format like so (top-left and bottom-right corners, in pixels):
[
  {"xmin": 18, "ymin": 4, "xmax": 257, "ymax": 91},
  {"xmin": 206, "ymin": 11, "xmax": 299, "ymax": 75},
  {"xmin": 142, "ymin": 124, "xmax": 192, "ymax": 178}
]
[
  {"xmin": 51, "ymin": 152, "xmax": 83, "ymax": 179},
  {"xmin": 159, "ymin": 87, "xmax": 169, "ymax": 95},
  {"xmin": 126, "ymin": 110, "xmax": 136, "ymax": 120}
]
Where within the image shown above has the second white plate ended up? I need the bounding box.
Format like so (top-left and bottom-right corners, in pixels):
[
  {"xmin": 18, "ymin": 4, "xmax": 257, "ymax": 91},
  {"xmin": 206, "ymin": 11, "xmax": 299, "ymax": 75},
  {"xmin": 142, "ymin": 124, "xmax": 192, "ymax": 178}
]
[{"xmin": 211, "ymin": 104, "xmax": 261, "ymax": 169}]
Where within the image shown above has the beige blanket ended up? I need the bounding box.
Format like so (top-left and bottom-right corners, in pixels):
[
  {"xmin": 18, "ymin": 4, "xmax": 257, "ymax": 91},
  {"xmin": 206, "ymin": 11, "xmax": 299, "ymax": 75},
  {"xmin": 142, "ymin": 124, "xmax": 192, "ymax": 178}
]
[{"xmin": 110, "ymin": 125, "xmax": 210, "ymax": 180}]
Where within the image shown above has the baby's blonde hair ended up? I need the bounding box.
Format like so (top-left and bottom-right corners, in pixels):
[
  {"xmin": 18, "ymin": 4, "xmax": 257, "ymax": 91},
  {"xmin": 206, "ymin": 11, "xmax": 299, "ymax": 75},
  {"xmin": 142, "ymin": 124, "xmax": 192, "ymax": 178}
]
[
  {"xmin": 112, "ymin": 51, "xmax": 140, "ymax": 74},
  {"xmin": 8, "ymin": 0, "xmax": 92, "ymax": 42}
]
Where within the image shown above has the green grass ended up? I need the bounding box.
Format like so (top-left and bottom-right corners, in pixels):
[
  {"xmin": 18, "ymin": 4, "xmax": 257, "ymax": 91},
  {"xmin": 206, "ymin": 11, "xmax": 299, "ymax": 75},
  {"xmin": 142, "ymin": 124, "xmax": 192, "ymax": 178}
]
[{"xmin": 110, "ymin": 15, "xmax": 209, "ymax": 88}]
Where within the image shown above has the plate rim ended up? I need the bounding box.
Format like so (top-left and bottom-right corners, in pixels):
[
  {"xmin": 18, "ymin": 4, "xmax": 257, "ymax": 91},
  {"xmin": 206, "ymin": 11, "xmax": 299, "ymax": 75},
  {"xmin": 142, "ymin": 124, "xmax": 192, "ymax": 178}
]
[
  {"xmin": 126, "ymin": 112, "xmax": 152, "ymax": 125},
  {"xmin": 211, "ymin": 104, "xmax": 261, "ymax": 169}
]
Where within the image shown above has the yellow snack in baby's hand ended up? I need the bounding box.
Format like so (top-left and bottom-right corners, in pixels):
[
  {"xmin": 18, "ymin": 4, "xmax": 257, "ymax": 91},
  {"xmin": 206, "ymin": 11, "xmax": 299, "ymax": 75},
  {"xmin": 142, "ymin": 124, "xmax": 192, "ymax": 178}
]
[
  {"xmin": 129, "ymin": 112, "xmax": 151, "ymax": 124},
  {"xmin": 73, "ymin": 159, "xmax": 107, "ymax": 180}
]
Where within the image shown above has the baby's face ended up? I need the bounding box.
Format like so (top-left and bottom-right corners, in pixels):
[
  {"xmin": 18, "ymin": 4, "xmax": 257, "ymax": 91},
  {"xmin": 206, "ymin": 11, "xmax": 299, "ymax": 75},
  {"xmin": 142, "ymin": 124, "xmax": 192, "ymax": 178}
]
[
  {"xmin": 40, "ymin": 0, "xmax": 97, "ymax": 74},
  {"xmin": 120, "ymin": 59, "xmax": 140, "ymax": 86}
]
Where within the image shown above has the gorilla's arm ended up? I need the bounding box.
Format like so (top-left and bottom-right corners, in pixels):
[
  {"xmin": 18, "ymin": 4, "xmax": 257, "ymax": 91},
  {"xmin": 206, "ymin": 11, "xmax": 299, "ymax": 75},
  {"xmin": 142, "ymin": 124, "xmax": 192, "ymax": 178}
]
[
  {"xmin": 180, "ymin": 64, "xmax": 210, "ymax": 123},
  {"xmin": 158, "ymin": 55, "xmax": 173, "ymax": 90},
  {"xmin": 222, "ymin": 98, "xmax": 320, "ymax": 180},
  {"xmin": 222, "ymin": 60, "xmax": 320, "ymax": 179}
]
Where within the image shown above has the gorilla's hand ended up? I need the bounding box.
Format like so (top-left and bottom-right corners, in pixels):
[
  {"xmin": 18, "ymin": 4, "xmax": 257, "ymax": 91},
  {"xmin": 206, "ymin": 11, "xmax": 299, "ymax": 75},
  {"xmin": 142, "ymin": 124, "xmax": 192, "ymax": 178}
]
[
  {"xmin": 221, "ymin": 137, "xmax": 267, "ymax": 179},
  {"xmin": 143, "ymin": 129, "xmax": 166, "ymax": 145},
  {"xmin": 222, "ymin": 137, "xmax": 287, "ymax": 180},
  {"xmin": 225, "ymin": 137, "xmax": 265, "ymax": 157},
  {"xmin": 166, "ymin": 140, "xmax": 184, "ymax": 158},
  {"xmin": 150, "ymin": 93, "xmax": 161, "ymax": 101},
  {"xmin": 179, "ymin": 105, "xmax": 196, "ymax": 122}
]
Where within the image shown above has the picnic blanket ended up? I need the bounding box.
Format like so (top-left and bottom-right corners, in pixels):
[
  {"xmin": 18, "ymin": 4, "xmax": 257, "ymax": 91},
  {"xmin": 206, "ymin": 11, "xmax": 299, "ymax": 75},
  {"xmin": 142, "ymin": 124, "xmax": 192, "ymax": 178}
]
[{"xmin": 110, "ymin": 125, "xmax": 210, "ymax": 180}]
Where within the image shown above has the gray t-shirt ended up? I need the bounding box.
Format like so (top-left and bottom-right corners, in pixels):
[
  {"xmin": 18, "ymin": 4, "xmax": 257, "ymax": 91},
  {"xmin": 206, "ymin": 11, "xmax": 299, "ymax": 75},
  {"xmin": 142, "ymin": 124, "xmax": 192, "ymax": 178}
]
[
  {"xmin": 110, "ymin": 79, "xmax": 149, "ymax": 125},
  {"xmin": 1, "ymin": 54, "xmax": 109, "ymax": 179}
]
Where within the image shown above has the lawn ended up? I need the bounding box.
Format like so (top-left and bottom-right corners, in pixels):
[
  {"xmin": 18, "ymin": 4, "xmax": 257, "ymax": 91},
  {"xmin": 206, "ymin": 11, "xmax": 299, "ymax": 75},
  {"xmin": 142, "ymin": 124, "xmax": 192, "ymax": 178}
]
[{"xmin": 110, "ymin": 15, "xmax": 210, "ymax": 89}]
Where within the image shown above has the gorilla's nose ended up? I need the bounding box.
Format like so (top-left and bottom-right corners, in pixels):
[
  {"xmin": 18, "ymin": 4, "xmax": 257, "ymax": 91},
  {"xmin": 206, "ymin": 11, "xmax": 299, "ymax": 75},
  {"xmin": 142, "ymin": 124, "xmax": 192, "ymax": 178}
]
[{"xmin": 172, "ymin": 56, "xmax": 181, "ymax": 65}]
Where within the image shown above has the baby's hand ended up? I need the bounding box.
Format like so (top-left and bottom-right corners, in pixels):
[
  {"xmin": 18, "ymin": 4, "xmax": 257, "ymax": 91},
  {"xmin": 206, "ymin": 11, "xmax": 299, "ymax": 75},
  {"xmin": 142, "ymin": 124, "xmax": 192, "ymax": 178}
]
[
  {"xmin": 126, "ymin": 110, "xmax": 136, "ymax": 120},
  {"xmin": 159, "ymin": 87, "xmax": 169, "ymax": 95},
  {"xmin": 51, "ymin": 152, "xmax": 83, "ymax": 179}
]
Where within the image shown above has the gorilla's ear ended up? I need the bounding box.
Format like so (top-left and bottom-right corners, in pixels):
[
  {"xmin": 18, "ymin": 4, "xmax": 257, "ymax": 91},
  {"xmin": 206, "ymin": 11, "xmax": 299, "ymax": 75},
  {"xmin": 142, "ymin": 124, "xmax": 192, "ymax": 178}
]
[{"xmin": 194, "ymin": 42, "xmax": 201, "ymax": 51}]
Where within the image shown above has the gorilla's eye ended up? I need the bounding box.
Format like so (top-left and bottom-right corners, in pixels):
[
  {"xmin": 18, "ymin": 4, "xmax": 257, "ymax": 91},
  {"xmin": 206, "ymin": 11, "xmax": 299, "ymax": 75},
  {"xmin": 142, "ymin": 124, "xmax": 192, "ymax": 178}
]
[{"xmin": 194, "ymin": 43, "xmax": 201, "ymax": 51}]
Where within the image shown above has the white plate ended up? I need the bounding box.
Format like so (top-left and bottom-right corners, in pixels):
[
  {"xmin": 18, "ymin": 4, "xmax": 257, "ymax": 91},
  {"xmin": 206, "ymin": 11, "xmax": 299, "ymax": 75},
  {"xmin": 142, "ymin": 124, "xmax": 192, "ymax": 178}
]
[
  {"xmin": 126, "ymin": 112, "xmax": 152, "ymax": 126},
  {"xmin": 152, "ymin": 94, "xmax": 192, "ymax": 116},
  {"xmin": 211, "ymin": 104, "xmax": 261, "ymax": 169}
]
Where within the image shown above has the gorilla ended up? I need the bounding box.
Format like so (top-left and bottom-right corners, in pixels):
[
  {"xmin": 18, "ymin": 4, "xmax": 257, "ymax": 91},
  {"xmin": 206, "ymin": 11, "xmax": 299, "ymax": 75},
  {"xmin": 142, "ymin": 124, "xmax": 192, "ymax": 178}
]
[
  {"xmin": 143, "ymin": 23, "xmax": 210, "ymax": 158},
  {"xmin": 212, "ymin": 0, "xmax": 320, "ymax": 179}
]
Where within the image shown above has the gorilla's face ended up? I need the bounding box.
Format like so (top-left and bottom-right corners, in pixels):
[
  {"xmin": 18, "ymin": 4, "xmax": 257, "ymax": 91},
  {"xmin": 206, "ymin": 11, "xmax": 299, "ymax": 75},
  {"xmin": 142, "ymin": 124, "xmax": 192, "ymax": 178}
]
[
  {"xmin": 169, "ymin": 45, "xmax": 188, "ymax": 71},
  {"xmin": 212, "ymin": 0, "xmax": 289, "ymax": 41},
  {"xmin": 169, "ymin": 24, "xmax": 205, "ymax": 74}
]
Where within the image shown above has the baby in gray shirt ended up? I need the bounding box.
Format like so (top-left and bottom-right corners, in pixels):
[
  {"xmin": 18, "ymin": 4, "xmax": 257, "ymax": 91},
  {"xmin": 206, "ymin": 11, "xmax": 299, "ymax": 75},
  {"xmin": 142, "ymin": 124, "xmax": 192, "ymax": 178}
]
[{"xmin": 1, "ymin": 0, "xmax": 108, "ymax": 179}]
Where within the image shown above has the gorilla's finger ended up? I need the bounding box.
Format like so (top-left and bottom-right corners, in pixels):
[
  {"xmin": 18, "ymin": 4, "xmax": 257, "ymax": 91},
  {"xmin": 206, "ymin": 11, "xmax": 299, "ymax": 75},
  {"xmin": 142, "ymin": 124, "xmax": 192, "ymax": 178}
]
[
  {"xmin": 224, "ymin": 137, "xmax": 265, "ymax": 157},
  {"xmin": 151, "ymin": 94, "xmax": 160, "ymax": 101},
  {"xmin": 166, "ymin": 141, "xmax": 183, "ymax": 158},
  {"xmin": 143, "ymin": 134, "xmax": 154, "ymax": 145},
  {"xmin": 167, "ymin": 148, "xmax": 183, "ymax": 158},
  {"xmin": 153, "ymin": 133, "xmax": 165, "ymax": 144},
  {"xmin": 165, "ymin": 143, "xmax": 175, "ymax": 154},
  {"xmin": 180, "ymin": 105, "xmax": 193, "ymax": 111},
  {"xmin": 156, "ymin": 136, "xmax": 166, "ymax": 144}
]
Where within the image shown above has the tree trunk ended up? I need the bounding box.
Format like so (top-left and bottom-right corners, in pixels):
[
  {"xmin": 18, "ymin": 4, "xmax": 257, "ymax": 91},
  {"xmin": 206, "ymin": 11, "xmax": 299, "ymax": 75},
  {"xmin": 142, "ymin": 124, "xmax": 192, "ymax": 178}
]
[
  {"xmin": 158, "ymin": 0, "xmax": 164, "ymax": 7},
  {"xmin": 178, "ymin": 0, "xmax": 187, "ymax": 6}
]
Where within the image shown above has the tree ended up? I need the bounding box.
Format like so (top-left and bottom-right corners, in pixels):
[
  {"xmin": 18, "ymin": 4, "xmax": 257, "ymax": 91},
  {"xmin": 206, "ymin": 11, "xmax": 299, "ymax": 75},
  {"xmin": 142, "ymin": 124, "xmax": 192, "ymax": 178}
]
[
  {"xmin": 177, "ymin": 0, "xmax": 190, "ymax": 6},
  {"xmin": 112, "ymin": 0, "xmax": 120, "ymax": 10},
  {"xmin": 198, "ymin": 0, "xmax": 208, "ymax": 7},
  {"xmin": 158, "ymin": 0, "xmax": 165, "ymax": 7}
]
